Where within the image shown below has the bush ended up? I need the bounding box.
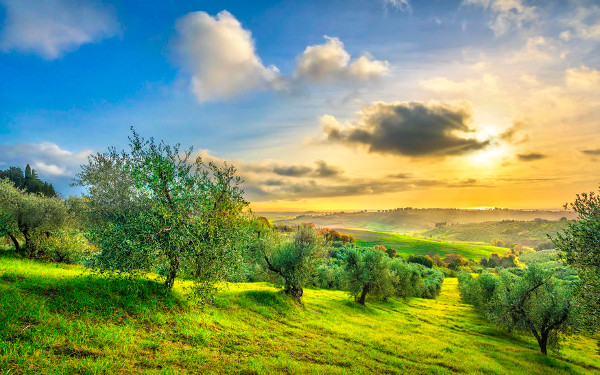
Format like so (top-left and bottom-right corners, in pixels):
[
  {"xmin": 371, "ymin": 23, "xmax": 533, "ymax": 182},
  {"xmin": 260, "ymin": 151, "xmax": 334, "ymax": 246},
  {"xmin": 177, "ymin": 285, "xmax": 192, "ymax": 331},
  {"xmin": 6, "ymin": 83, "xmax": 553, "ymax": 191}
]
[
  {"xmin": 345, "ymin": 248, "xmax": 395, "ymax": 305},
  {"xmin": 408, "ymin": 254, "xmax": 433, "ymax": 268},
  {"xmin": 30, "ymin": 230, "xmax": 95, "ymax": 264},
  {"xmin": 263, "ymin": 224, "xmax": 325, "ymax": 301}
]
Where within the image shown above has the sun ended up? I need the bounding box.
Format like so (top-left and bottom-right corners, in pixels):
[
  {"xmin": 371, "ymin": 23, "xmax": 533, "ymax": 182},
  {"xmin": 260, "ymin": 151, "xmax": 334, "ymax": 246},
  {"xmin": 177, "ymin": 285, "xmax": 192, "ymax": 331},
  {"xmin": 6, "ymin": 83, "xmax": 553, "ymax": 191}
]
[{"xmin": 468, "ymin": 145, "xmax": 507, "ymax": 166}]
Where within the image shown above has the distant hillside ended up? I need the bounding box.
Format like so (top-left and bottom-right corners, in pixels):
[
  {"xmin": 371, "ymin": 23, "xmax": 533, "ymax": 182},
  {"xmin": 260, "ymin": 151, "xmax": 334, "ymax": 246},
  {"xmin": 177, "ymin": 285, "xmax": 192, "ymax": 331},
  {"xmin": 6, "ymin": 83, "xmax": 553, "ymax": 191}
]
[
  {"xmin": 422, "ymin": 220, "xmax": 568, "ymax": 248},
  {"xmin": 335, "ymin": 228, "xmax": 509, "ymax": 259},
  {"xmin": 265, "ymin": 208, "xmax": 576, "ymax": 234}
]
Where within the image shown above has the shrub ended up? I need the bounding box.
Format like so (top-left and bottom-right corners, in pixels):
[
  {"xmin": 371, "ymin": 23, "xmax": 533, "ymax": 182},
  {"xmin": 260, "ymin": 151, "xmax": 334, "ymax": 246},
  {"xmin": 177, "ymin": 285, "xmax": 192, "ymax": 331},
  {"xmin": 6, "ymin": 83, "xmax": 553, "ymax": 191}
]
[
  {"xmin": 345, "ymin": 248, "xmax": 395, "ymax": 305},
  {"xmin": 264, "ymin": 224, "xmax": 325, "ymax": 301},
  {"xmin": 408, "ymin": 254, "xmax": 433, "ymax": 268}
]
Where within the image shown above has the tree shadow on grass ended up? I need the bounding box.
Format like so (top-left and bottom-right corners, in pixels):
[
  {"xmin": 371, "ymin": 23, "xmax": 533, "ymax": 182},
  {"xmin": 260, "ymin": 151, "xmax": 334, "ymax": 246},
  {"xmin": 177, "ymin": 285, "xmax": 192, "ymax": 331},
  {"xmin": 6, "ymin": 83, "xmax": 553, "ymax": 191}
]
[
  {"xmin": 230, "ymin": 290, "xmax": 297, "ymax": 319},
  {"xmin": 12, "ymin": 271, "xmax": 185, "ymax": 319}
]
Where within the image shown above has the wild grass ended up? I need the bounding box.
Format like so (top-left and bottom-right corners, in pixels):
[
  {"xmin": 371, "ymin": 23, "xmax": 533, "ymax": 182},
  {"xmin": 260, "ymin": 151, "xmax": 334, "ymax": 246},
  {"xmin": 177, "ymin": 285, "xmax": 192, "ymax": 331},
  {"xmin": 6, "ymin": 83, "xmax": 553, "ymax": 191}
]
[
  {"xmin": 422, "ymin": 220, "xmax": 568, "ymax": 248},
  {"xmin": 343, "ymin": 228, "xmax": 509, "ymax": 259},
  {"xmin": 0, "ymin": 252, "xmax": 597, "ymax": 374}
]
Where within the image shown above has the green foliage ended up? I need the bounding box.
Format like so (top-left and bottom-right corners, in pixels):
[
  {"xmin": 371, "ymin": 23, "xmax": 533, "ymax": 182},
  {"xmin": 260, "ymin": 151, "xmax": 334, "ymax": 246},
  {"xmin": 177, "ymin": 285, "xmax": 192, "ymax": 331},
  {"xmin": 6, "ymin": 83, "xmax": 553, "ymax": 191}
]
[
  {"xmin": 459, "ymin": 266, "xmax": 575, "ymax": 355},
  {"xmin": 344, "ymin": 247, "xmax": 396, "ymax": 305},
  {"xmin": 0, "ymin": 165, "xmax": 57, "ymax": 197},
  {"xmin": 443, "ymin": 253, "xmax": 466, "ymax": 270},
  {"xmin": 263, "ymin": 224, "xmax": 325, "ymax": 300},
  {"xmin": 0, "ymin": 179, "xmax": 72, "ymax": 257},
  {"xmin": 408, "ymin": 254, "xmax": 433, "ymax": 268},
  {"xmin": 73, "ymin": 128, "xmax": 248, "ymax": 295},
  {"xmin": 552, "ymin": 187, "xmax": 600, "ymax": 350},
  {"xmin": 30, "ymin": 230, "xmax": 95, "ymax": 264}
]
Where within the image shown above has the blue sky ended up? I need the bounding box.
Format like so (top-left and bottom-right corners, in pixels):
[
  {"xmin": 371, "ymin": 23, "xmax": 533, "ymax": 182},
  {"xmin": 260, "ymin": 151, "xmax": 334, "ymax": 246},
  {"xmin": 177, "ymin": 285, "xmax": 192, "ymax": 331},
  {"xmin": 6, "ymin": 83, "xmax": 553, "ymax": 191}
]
[{"xmin": 1, "ymin": 0, "xmax": 599, "ymax": 209}]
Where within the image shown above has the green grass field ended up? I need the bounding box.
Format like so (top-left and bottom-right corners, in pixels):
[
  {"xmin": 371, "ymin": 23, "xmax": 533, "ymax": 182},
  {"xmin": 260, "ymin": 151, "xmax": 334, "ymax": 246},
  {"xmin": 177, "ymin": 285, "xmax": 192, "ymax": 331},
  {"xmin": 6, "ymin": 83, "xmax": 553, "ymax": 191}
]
[
  {"xmin": 339, "ymin": 228, "xmax": 510, "ymax": 259},
  {"xmin": 422, "ymin": 220, "xmax": 568, "ymax": 248},
  {"xmin": 1, "ymin": 253, "xmax": 598, "ymax": 374}
]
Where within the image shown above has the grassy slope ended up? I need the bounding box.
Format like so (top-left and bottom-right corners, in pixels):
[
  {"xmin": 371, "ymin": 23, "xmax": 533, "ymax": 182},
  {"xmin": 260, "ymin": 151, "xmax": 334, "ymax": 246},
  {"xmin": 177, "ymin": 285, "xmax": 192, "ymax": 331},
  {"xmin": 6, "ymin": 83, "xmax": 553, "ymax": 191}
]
[
  {"xmin": 422, "ymin": 220, "xmax": 568, "ymax": 248},
  {"xmin": 339, "ymin": 228, "xmax": 510, "ymax": 259},
  {"xmin": 1, "ymin": 255, "xmax": 598, "ymax": 374}
]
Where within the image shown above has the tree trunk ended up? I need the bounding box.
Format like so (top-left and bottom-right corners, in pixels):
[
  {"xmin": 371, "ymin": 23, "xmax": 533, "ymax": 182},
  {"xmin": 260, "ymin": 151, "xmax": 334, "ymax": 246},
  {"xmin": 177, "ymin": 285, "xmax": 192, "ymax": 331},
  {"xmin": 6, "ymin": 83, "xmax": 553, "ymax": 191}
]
[
  {"xmin": 22, "ymin": 228, "xmax": 34, "ymax": 257},
  {"xmin": 357, "ymin": 286, "xmax": 369, "ymax": 305},
  {"xmin": 8, "ymin": 234, "xmax": 20, "ymax": 252},
  {"xmin": 164, "ymin": 254, "xmax": 180, "ymax": 290},
  {"xmin": 285, "ymin": 283, "xmax": 303, "ymax": 301},
  {"xmin": 537, "ymin": 330, "xmax": 549, "ymax": 355}
]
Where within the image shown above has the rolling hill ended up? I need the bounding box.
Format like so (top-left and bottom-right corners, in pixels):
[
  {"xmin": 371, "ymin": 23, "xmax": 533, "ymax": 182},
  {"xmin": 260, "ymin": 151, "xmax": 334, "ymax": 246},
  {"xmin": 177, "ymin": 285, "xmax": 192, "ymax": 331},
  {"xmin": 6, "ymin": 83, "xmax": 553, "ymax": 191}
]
[
  {"xmin": 422, "ymin": 220, "xmax": 568, "ymax": 249},
  {"xmin": 267, "ymin": 208, "xmax": 575, "ymax": 235},
  {"xmin": 336, "ymin": 228, "xmax": 510, "ymax": 259}
]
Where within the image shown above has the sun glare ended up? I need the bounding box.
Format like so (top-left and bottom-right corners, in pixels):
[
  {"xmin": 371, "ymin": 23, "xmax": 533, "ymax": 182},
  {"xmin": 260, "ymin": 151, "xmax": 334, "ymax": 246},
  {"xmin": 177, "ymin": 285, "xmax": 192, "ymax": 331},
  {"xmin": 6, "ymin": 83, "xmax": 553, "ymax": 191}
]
[{"xmin": 468, "ymin": 145, "xmax": 507, "ymax": 166}]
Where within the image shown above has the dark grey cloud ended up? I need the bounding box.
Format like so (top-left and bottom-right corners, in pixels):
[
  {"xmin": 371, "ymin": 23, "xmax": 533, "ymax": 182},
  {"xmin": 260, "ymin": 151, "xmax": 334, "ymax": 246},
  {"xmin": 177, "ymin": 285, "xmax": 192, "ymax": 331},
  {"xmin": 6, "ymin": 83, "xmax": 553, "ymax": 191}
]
[
  {"xmin": 582, "ymin": 149, "xmax": 600, "ymax": 156},
  {"xmin": 272, "ymin": 165, "xmax": 312, "ymax": 177},
  {"xmin": 245, "ymin": 176, "xmax": 491, "ymax": 202},
  {"xmin": 313, "ymin": 160, "xmax": 343, "ymax": 177},
  {"xmin": 518, "ymin": 152, "xmax": 547, "ymax": 161},
  {"xmin": 322, "ymin": 101, "xmax": 490, "ymax": 157},
  {"xmin": 246, "ymin": 160, "xmax": 343, "ymax": 178},
  {"xmin": 387, "ymin": 173, "xmax": 410, "ymax": 179},
  {"xmin": 500, "ymin": 120, "xmax": 529, "ymax": 144}
]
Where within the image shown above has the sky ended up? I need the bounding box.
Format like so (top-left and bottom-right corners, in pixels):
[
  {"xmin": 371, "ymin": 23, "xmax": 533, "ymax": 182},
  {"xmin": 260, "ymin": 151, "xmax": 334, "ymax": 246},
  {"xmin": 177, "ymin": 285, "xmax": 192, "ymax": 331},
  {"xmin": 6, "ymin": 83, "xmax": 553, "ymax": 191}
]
[{"xmin": 1, "ymin": 0, "xmax": 599, "ymax": 211}]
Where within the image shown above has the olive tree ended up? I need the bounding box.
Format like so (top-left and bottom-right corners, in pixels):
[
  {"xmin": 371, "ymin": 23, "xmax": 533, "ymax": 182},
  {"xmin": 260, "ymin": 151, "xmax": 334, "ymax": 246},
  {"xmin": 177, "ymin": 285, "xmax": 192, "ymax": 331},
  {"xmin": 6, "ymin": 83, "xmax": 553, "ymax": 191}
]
[
  {"xmin": 345, "ymin": 247, "xmax": 395, "ymax": 305},
  {"xmin": 552, "ymin": 187, "xmax": 600, "ymax": 349},
  {"xmin": 263, "ymin": 224, "xmax": 324, "ymax": 301},
  {"xmin": 0, "ymin": 179, "xmax": 71, "ymax": 257},
  {"xmin": 459, "ymin": 266, "xmax": 574, "ymax": 355},
  {"xmin": 73, "ymin": 129, "xmax": 248, "ymax": 293}
]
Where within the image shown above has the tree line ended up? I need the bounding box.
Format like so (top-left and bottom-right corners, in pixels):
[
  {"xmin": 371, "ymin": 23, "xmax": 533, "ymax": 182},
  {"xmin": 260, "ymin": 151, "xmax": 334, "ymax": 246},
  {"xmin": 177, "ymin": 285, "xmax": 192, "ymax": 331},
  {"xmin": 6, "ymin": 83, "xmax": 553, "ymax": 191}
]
[{"xmin": 0, "ymin": 164, "xmax": 57, "ymax": 197}]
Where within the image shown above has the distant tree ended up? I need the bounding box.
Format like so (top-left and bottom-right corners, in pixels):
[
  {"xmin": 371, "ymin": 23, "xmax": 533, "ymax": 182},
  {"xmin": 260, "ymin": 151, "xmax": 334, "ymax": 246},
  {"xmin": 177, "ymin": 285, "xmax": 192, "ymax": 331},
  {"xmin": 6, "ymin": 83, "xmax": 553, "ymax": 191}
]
[
  {"xmin": 345, "ymin": 248, "xmax": 395, "ymax": 305},
  {"xmin": 0, "ymin": 167, "xmax": 24, "ymax": 188},
  {"xmin": 373, "ymin": 244, "xmax": 387, "ymax": 252},
  {"xmin": 443, "ymin": 253, "xmax": 466, "ymax": 270},
  {"xmin": 432, "ymin": 254, "xmax": 444, "ymax": 267},
  {"xmin": 0, "ymin": 179, "xmax": 71, "ymax": 256},
  {"xmin": 73, "ymin": 128, "xmax": 248, "ymax": 293},
  {"xmin": 263, "ymin": 224, "xmax": 324, "ymax": 301},
  {"xmin": 552, "ymin": 187, "xmax": 600, "ymax": 350},
  {"xmin": 408, "ymin": 254, "xmax": 433, "ymax": 268},
  {"xmin": 340, "ymin": 233, "xmax": 355, "ymax": 244},
  {"xmin": 386, "ymin": 247, "xmax": 398, "ymax": 258},
  {"xmin": 0, "ymin": 165, "xmax": 56, "ymax": 197},
  {"xmin": 491, "ymin": 238, "xmax": 505, "ymax": 247}
]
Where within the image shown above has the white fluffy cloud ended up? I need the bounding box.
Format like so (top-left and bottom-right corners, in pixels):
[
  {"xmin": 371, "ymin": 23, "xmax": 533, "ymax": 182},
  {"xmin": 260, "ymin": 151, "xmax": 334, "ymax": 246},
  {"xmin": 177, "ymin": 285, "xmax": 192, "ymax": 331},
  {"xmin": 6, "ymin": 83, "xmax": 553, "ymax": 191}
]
[
  {"xmin": 294, "ymin": 36, "xmax": 389, "ymax": 82},
  {"xmin": 174, "ymin": 10, "xmax": 281, "ymax": 103},
  {"xmin": 565, "ymin": 66, "xmax": 600, "ymax": 91},
  {"xmin": 174, "ymin": 12, "xmax": 390, "ymax": 102},
  {"xmin": 0, "ymin": 0, "xmax": 119, "ymax": 60},
  {"xmin": 463, "ymin": 0, "xmax": 537, "ymax": 36},
  {"xmin": 0, "ymin": 142, "xmax": 92, "ymax": 177}
]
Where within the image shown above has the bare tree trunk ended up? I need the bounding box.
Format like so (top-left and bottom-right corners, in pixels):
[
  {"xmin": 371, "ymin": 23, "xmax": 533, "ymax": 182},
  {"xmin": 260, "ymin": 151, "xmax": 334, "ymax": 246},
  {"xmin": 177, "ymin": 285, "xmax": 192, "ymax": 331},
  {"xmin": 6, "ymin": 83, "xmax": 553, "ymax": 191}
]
[
  {"xmin": 285, "ymin": 284, "xmax": 303, "ymax": 301},
  {"xmin": 8, "ymin": 234, "xmax": 20, "ymax": 252},
  {"xmin": 357, "ymin": 286, "xmax": 369, "ymax": 305},
  {"xmin": 164, "ymin": 254, "xmax": 180, "ymax": 290},
  {"xmin": 538, "ymin": 330, "xmax": 549, "ymax": 355}
]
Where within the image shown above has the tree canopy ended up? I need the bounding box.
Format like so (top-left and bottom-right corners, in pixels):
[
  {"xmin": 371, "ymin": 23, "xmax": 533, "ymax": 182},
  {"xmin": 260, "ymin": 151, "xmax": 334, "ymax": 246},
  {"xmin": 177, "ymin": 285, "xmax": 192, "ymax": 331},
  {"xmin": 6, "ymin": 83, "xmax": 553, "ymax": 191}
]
[
  {"xmin": 73, "ymin": 128, "xmax": 249, "ymax": 294},
  {"xmin": 552, "ymin": 187, "xmax": 600, "ymax": 351},
  {"xmin": 0, "ymin": 165, "xmax": 57, "ymax": 197}
]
